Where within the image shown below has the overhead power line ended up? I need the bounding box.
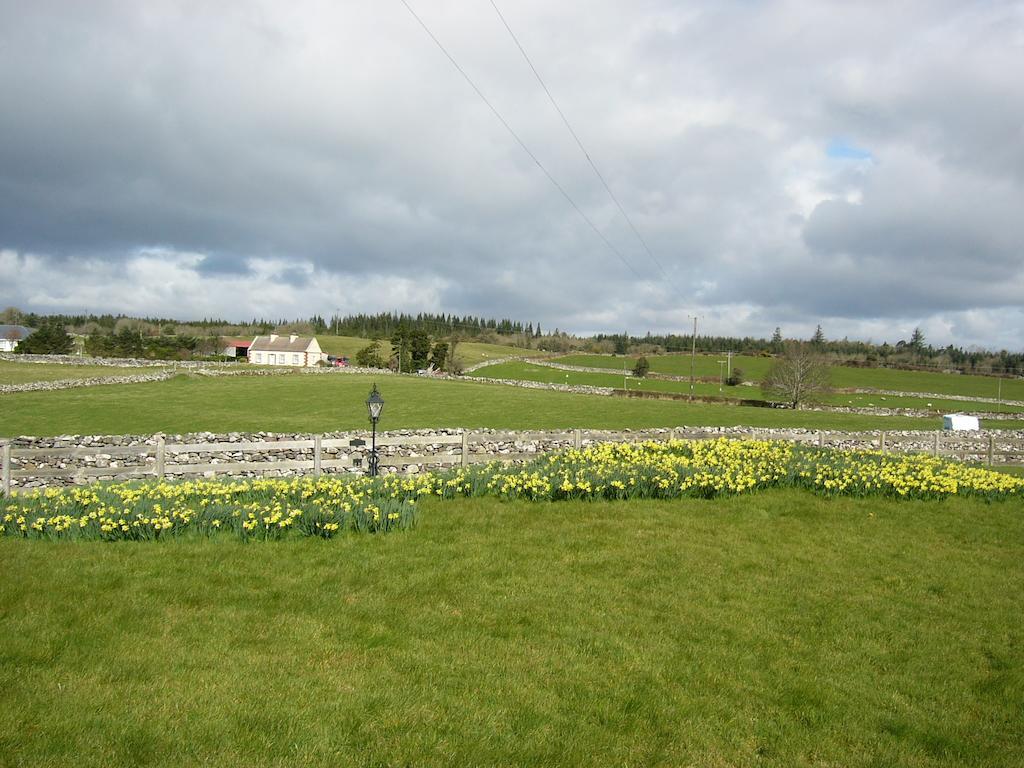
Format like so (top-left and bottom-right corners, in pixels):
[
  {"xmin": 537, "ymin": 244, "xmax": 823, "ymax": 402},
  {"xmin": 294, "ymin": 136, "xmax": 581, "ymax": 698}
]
[
  {"xmin": 396, "ymin": 0, "xmax": 645, "ymax": 281},
  {"xmin": 487, "ymin": 0, "xmax": 676, "ymax": 288}
]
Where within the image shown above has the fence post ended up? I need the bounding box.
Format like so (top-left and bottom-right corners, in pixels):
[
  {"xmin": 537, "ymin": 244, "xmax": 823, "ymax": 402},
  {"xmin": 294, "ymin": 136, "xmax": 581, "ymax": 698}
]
[
  {"xmin": 879, "ymin": 432, "xmax": 887, "ymax": 454},
  {"xmin": 155, "ymin": 436, "xmax": 165, "ymax": 480},
  {"xmin": 2, "ymin": 442, "xmax": 10, "ymax": 497},
  {"xmin": 817, "ymin": 430, "xmax": 824, "ymax": 448},
  {"xmin": 314, "ymin": 435, "xmax": 322, "ymax": 478},
  {"xmin": 574, "ymin": 429, "xmax": 582, "ymax": 450},
  {"xmin": 933, "ymin": 431, "xmax": 940, "ymax": 457},
  {"xmin": 461, "ymin": 432, "xmax": 469, "ymax": 468},
  {"xmin": 987, "ymin": 434, "xmax": 994, "ymax": 467},
  {"xmin": 669, "ymin": 428, "xmax": 677, "ymax": 442}
]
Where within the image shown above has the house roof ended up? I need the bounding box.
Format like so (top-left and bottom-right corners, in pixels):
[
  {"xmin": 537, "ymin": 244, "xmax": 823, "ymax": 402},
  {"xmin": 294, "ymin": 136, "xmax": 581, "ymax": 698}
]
[
  {"xmin": 222, "ymin": 338, "xmax": 252, "ymax": 348},
  {"xmin": 249, "ymin": 335, "xmax": 316, "ymax": 353},
  {"xmin": 0, "ymin": 325, "xmax": 33, "ymax": 341}
]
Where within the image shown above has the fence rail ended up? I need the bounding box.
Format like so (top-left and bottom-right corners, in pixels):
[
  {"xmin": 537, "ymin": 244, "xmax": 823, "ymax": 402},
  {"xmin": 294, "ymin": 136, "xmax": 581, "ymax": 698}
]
[{"xmin": 2, "ymin": 429, "xmax": 1022, "ymax": 495}]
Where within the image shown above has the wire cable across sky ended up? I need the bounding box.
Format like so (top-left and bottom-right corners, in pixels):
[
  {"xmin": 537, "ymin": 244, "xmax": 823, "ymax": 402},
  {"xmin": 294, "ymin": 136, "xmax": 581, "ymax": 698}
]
[
  {"xmin": 487, "ymin": 0, "xmax": 676, "ymax": 289},
  {"xmin": 397, "ymin": 0, "xmax": 646, "ymax": 281}
]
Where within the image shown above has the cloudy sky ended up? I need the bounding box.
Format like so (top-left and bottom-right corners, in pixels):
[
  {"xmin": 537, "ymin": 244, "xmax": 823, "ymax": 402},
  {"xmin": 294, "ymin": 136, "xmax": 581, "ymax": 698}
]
[{"xmin": 1, "ymin": 0, "xmax": 1022, "ymax": 348}]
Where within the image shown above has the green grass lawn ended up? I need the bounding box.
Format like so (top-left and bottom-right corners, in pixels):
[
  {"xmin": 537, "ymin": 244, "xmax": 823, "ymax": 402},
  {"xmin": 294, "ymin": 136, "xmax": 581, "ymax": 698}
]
[
  {"xmin": 0, "ymin": 360, "xmax": 167, "ymax": 386},
  {"xmin": 0, "ymin": 372, "xmax": 970, "ymax": 437},
  {"xmin": 2, "ymin": 490, "xmax": 1022, "ymax": 767}
]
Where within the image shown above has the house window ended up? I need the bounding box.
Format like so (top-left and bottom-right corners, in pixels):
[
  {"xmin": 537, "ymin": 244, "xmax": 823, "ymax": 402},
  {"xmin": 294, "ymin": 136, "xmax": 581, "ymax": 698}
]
[
  {"xmin": 293, "ymin": 354, "xmax": 300, "ymax": 365},
  {"xmin": 253, "ymin": 352, "xmax": 262, "ymax": 363}
]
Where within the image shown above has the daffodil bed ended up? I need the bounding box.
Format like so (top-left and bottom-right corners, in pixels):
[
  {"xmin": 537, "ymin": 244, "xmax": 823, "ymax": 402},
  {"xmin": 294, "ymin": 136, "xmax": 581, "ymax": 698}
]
[
  {"xmin": 2, "ymin": 488, "xmax": 1023, "ymax": 766},
  {"xmin": 3, "ymin": 439, "xmax": 1021, "ymax": 541}
]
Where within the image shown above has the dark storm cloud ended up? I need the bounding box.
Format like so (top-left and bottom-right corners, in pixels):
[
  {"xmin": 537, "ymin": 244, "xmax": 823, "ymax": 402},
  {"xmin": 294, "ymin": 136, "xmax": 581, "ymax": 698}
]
[{"xmin": 1, "ymin": 0, "xmax": 1023, "ymax": 348}]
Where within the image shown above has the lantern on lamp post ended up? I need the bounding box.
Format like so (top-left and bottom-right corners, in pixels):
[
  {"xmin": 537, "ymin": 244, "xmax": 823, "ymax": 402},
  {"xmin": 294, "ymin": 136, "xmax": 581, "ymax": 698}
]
[{"xmin": 366, "ymin": 384, "xmax": 384, "ymax": 477}]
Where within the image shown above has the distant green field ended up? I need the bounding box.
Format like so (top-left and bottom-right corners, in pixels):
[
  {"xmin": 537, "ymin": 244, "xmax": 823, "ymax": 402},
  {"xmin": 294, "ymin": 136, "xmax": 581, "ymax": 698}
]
[
  {"xmin": 469, "ymin": 361, "xmax": 747, "ymax": 399},
  {"xmin": 312, "ymin": 335, "xmax": 379, "ymax": 359},
  {"xmin": 473, "ymin": 361, "xmax": 1024, "ymax": 415},
  {"xmin": 829, "ymin": 366, "xmax": 1024, "ymax": 399},
  {"xmin": 316, "ymin": 335, "xmax": 545, "ymax": 366},
  {"xmin": 0, "ymin": 360, "xmax": 167, "ymax": 385},
  {"xmin": 0, "ymin": 372, "xmax": 963, "ymax": 437},
  {"xmin": 555, "ymin": 353, "xmax": 774, "ymax": 380},
  {"xmin": 555, "ymin": 354, "xmax": 1024, "ymax": 402},
  {"xmin": 828, "ymin": 391, "xmax": 1024, "ymax": 414}
]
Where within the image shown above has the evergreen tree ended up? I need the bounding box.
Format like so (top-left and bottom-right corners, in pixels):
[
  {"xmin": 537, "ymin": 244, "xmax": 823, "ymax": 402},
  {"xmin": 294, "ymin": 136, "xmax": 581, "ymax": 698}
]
[
  {"xmin": 910, "ymin": 327, "xmax": 926, "ymax": 350},
  {"xmin": 355, "ymin": 340, "xmax": 386, "ymax": 369},
  {"xmin": 15, "ymin": 321, "xmax": 73, "ymax": 355},
  {"xmin": 410, "ymin": 328, "xmax": 432, "ymax": 370},
  {"xmin": 390, "ymin": 324, "xmax": 411, "ymax": 372},
  {"xmin": 811, "ymin": 325, "xmax": 825, "ymax": 347},
  {"xmin": 429, "ymin": 341, "xmax": 449, "ymax": 371}
]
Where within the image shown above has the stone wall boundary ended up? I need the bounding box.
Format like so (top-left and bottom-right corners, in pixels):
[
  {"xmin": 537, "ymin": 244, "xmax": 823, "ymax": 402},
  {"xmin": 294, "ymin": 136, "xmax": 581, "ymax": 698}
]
[{"xmin": 2, "ymin": 427, "xmax": 1023, "ymax": 494}]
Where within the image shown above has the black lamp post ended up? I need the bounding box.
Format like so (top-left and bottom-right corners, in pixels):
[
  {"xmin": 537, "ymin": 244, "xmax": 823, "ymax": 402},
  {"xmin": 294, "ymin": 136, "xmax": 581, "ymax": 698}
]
[{"xmin": 366, "ymin": 384, "xmax": 384, "ymax": 477}]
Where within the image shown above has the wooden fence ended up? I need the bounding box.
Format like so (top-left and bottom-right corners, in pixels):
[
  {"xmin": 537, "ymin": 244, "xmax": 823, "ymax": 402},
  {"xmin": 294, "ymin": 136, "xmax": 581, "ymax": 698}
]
[{"xmin": 2, "ymin": 429, "xmax": 1023, "ymax": 495}]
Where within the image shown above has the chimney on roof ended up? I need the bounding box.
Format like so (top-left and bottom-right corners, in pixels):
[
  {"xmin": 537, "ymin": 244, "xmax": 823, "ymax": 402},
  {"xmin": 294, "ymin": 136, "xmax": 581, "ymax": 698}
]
[
  {"xmin": 269, "ymin": 334, "xmax": 278, "ymax": 342},
  {"xmin": 289, "ymin": 333, "xmax": 298, "ymax": 343}
]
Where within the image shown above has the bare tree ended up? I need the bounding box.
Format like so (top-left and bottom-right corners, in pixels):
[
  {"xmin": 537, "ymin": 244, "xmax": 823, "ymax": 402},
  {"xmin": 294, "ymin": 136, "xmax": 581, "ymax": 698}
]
[
  {"xmin": 446, "ymin": 333, "xmax": 464, "ymax": 374},
  {"xmin": 762, "ymin": 342, "xmax": 831, "ymax": 409},
  {"xmin": 1, "ymin": 306, "xmax": 23, "ymax": 325}
]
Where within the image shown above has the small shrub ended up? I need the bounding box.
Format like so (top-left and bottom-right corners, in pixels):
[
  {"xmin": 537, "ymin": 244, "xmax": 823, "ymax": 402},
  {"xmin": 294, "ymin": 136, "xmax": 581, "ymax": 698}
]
[{"xmin": 725, "ymin": 367, "xmax": 744, "ymax": 386}]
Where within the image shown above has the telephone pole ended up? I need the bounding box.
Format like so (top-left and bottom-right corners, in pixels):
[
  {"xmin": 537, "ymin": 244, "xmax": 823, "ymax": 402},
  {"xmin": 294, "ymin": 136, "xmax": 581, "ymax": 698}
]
[{"xmin": 689, "ymin": 315, "xmax": 698, "ymax": 400}]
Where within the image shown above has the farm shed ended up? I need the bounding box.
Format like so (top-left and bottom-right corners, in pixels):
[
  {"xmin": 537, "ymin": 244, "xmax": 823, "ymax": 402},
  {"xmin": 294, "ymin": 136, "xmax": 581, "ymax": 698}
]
[
  {"xmin": 220, "ymin": 338, "xmax": 252, "ymax": 358},
  {"xmin": 248, "ymin": 334, "xmax": 326, "ymax": 367},
  {"xmin": 0, "ymin": 325, "xmax": 33, "ymax": 352},
  {"xmin": 943, "ymin": 414, "xmax": 980, "ymax": 431}
]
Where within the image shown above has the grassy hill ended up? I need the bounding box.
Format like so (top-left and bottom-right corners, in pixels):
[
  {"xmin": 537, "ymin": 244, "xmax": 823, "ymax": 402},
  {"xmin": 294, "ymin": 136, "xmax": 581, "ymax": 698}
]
[
  {"xmin": 316, "ymin": 335, "xmax": 547, "ymax": 367},
  {"xmin": 0, "ymin": 372, "xmax": 987, "ymax": 438}
]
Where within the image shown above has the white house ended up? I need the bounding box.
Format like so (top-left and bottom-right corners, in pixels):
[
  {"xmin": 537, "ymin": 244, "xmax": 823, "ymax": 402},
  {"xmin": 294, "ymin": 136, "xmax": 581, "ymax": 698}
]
[
  {"xmin": 247, "ymin": 334, "xmax": 326, "ymax": 367},
  {"xmin": 0, "ymin": 325, "xmax": 33, "ymax": 352}
]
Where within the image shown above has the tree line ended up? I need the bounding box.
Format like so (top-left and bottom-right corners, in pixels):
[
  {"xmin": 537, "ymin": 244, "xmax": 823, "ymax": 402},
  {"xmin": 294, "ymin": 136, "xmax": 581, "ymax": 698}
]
[
  {"xmin": 327, "ymin": 312, "xmax": 541, "ymax": 339},
  {"xmin": 3, "ymin": 304, "xmax": 1021, "ymax": 375}
]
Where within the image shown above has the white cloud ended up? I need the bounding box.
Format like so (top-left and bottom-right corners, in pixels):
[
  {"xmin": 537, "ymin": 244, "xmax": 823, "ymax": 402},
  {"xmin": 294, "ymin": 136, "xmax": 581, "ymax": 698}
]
[
  {"xmin": 0, "ymin": 248, "xmax": 448, "ymax": 321},
  {"xmin": 0, "ymin": 0, "xmax": 1022, "ymax": 350}
]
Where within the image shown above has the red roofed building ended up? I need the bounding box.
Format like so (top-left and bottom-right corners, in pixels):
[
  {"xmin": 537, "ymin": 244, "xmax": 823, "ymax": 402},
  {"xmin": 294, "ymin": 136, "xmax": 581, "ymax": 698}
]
[{"xmin": 221, "ymin": 338, "xmax": 253, "ymax": 358}]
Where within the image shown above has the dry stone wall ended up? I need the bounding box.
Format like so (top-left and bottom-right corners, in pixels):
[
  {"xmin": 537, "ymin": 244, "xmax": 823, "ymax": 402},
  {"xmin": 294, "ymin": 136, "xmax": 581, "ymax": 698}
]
[{"xmin": 4, "ymin": 427, "xmax": 1022, "ymax": 491}]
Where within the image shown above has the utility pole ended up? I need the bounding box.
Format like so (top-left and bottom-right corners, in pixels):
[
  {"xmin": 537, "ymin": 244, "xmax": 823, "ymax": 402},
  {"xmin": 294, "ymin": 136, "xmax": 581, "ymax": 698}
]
[
  {"xmin": 718, "ymin": 360, "xmax": 726, "ymax": 393},
  {"xmin": 726, "ymin": 351, "xmax": 733, "ymax": 380},
  {"xmin": 334, "ymin": 307, "xmax": 339, "ymax": 336},
  {"xmin": 689, "ymin": 315, "xmax": 698, "ymax": 400},
  {"xmin": 623, "ymin": 358, "xmax": 627, "ymax": 390}
]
